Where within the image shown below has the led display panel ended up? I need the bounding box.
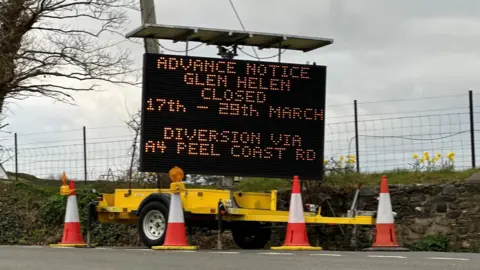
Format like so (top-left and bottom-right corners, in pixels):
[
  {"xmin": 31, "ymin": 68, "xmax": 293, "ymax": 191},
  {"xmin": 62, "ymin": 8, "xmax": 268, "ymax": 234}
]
[{"xmin": 140, "ymin": 53, "xmax": 326, "ymax": 179}]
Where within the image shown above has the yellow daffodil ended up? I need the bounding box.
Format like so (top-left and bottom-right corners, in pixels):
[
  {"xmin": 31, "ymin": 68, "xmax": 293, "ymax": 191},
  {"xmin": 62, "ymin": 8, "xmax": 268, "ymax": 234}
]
[
  {"xmin": 447, "ymin": 152, "xmax": 455, "ymax": 161},
  {"xmin": 324, "ymin": 159, "xmax": 328, "ymax": 165},
  {"xmin": 423, "ymin": 151, "xmax": 429, "ymax": 159},
  {"xmin": 340, "ymin": 156, "xmax": 345, "ymax": 162},
  {"xmin": 420, "ymin": 158, "xmax": 425, "ymax": 164},
  {"xmin": 413, "ymin": 153, "xmax": 418, "ymax": 159}
]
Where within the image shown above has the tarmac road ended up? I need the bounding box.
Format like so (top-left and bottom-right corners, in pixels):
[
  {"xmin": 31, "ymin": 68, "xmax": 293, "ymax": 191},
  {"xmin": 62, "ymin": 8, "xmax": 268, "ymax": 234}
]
[{"xmin": 1, "ymin": 246, "xmax": 479, "ymax": 270}]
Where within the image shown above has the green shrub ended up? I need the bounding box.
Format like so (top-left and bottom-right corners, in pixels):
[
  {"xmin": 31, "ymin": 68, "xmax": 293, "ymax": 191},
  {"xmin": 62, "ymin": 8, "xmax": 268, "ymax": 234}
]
[
  {"xmin": 39, "ymin": 194, "xmax": 66, "ymax": 226},
  {"xmin": 236, "ymin": 178, "xmax": 291, "ymax": 192},
  {"xmin": 410, "ymin": 235, "xmax": 449, "ymax": 252}
]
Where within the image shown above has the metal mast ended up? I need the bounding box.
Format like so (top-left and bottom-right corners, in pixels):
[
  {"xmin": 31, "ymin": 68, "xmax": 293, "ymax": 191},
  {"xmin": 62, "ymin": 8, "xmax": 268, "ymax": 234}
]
[{"xmin": 140, "ymin": 0, "xmax": 159, "ymax": 54}]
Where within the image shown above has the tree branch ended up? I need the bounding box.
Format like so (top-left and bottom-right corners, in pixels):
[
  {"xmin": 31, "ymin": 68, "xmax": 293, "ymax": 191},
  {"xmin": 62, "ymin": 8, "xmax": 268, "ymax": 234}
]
[{"xmin": 0, "ymin": 0, "xmax": 141, "ymax": 115}]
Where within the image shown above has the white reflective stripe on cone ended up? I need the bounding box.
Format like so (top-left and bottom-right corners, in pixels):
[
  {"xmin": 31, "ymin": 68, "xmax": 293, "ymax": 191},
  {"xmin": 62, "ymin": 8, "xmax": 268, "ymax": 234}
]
[
  {"xmin": 65, "ymin": 195, "xmax": 80, "ymax": 223},
  {"xmin": 376, "ymin": 193, "xmax": 394, "ymax": 224},
  {"xmin": 168, "ymin": 194, "xmax": 185, "ymax": 223},
  {"xmin": 287, "ymin": 193, "xmax": 305, "ymax": 223}
]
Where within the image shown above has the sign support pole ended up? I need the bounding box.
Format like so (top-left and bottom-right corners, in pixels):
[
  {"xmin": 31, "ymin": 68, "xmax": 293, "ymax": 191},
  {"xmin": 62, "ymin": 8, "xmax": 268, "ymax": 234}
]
[
  {"xmin": 278, "ymin": 41, "xmax": 282, "ymax": 63},
  {"xmin": 140, "ymin": 0, "xmax": 166, "ymax": 182},
  {"xmin": 140, "ymin": 0, "xmax": 159, "ymax": 54}
]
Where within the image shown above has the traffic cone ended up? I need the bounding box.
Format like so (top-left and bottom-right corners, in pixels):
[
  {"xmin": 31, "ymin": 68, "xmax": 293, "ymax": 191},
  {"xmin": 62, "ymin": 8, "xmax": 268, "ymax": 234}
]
[
  {"xmin": 271, "ymin": 176, "xmax": 322, "ymax": 251},
  {"xmin": 151, "ymin": 191, "xmax": 198, "ymax": 250},
  {"xmin": 363, "ymin": 175, "xmax": 409, "ymax": 251},
  {"xmin": 50, "ymin": 180, "xmax": 87, "ymax": 248}
]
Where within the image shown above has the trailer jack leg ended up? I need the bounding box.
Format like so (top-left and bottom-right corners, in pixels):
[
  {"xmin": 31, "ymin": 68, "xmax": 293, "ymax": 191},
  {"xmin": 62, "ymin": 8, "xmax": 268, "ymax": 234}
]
[
  {"xmin": 86, "ymin": 200, "xmax": 96, "ymax": 248},
  {"xmin": 216, "ymin": 199, "xmax": 225, "ymax": 250}
]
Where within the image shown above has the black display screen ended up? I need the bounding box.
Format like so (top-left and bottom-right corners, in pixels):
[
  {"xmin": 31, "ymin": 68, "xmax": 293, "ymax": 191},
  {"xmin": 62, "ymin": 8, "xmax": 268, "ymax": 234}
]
[{"xmin": 139, "ymin": 53, "xmax": 326, "ymax": 179}]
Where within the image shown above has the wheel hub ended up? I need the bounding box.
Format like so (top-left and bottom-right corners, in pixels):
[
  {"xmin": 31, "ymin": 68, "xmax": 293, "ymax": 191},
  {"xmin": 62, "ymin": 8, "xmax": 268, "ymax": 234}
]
[{"xmin": 143, "ymin": 210, "xmax": 166, "ymax": 240}]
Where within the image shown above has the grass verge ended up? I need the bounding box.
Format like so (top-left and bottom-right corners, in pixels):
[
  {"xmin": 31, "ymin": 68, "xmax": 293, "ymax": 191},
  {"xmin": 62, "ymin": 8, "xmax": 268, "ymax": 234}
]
[
  {"xmin": 236, "ymin": 169, "xmax": 480, "ymax": 192},
  {"xmin": 3, "ymin": 168, "xmax": 479, "ymax": 194}
]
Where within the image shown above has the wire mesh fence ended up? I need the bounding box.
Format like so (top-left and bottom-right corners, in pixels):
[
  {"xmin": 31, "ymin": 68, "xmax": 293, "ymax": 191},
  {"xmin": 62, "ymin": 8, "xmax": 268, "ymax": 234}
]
[
  {"xmin": 0, "ymin": 126, "xmax": 136, "ymax": 182},
  {"xmin": 325, "ymin": 91, "xmax": 477, "ymax": 173},
  {"xmin": 1, "ymin": 90, "xmax": 479, "ymax": 181}
]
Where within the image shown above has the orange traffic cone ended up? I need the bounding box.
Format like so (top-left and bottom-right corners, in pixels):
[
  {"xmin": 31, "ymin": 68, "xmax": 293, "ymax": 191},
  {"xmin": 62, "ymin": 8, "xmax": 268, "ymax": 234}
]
[
  {"xmin": 364, "ymin": 175, "xmax": 409, "ymax": 251},
  {"xmin": 272, "ymin": 176, "xmax": 322, "ymax": 251},
  {"xmin": 151, "ymin": 190, "xmax": 198, "ymax": 250},
  {"xmin": 50, "ymin": 180, "xmax": 87, "ymax": 248}
]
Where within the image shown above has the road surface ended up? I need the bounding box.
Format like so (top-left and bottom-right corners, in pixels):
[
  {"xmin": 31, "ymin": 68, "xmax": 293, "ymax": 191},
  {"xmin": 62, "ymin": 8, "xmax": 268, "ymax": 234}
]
[{"xmin": 0, "ymin": 245, "xmax": 478, "ymax": 270}]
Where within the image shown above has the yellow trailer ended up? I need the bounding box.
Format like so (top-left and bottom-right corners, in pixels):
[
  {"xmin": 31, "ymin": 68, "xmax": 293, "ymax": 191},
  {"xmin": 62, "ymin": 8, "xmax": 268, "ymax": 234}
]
[{"xmin": 92, "ymin": 167, "xmax": 376, "ymax": 249}]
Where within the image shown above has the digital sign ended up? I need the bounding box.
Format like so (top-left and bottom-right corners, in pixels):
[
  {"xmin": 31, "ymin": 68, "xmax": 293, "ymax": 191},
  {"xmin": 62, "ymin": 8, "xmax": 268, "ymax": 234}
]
[{"xmin": 139, "ymin": 53, "xmax": 326, "ymax": 179}]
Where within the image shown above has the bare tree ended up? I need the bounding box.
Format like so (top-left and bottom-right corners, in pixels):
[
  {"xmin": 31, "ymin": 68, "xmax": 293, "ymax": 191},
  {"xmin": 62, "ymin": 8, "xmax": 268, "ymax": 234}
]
[
  {"xmin": 0, "ymin": 0, "xmax": 141, "ymax": 116},
  {"xmin": 125, "ymin": 108, "xmax": 170, "ymax": 187},
  {"xmin": 126, "ymin": 108, "xmax": 141, "ymax": 181},
  {"xmin": 0, "ymin": 118, "xmax": 13, "ymax": 165}
]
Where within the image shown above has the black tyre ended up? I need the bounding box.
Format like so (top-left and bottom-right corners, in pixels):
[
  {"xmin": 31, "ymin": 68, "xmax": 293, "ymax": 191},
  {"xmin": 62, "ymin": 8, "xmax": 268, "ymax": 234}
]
[
  {"xmin": 138, "ymin": 201, "xmax": 169, "ymax": 248},
  {"xmin": 231, "ymin": 222, "xmax": 271, "ymax": 249}
]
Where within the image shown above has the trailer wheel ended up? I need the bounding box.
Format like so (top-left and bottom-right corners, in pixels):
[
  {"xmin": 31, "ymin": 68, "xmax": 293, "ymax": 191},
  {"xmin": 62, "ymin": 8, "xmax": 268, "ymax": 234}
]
[
  {"xmin": 138, "ymin": 201, "xmax": 169, "ymax": 248},
  {"xmin": 231, "ymin": 222, "xmax": 271, "ymax": 249}
]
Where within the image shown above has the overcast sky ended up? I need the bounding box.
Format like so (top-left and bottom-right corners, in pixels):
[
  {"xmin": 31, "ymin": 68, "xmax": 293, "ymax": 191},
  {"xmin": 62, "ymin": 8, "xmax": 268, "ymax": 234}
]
[{"xmin": 2, "ymin": 0, "xmax": 480, "ymax": 179}]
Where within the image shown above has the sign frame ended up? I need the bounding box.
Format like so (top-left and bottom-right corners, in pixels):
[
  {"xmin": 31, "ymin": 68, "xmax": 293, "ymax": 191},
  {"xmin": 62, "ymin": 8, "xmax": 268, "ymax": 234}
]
[{"xmin": 139, "ymin": 53, "xmax": 327, "ymax": 180}]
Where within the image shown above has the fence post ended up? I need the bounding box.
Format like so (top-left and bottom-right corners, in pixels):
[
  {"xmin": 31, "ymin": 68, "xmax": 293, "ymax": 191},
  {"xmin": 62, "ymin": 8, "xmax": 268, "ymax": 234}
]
[
  {"xmin": 83, "ymin": 126, "xmax": 87, "ymax": 184},
  {"xmin": 469, "ymin": 90, "xmax": 476, "ymax": 169},
  {"xmin": 354, "ymin": 100, "xmax": 360, "ymax": 173},
  {"xmin": 14, "ymin": 133, "xmax": 18, "ymax": 181}
]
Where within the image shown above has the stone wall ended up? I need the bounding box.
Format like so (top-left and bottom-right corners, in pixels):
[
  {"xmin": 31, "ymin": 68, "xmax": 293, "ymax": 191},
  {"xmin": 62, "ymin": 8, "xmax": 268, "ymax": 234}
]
[
  {"xmin": 275, "ymin": 181, "xmax": 480, "ymax": 252},
  {"xmin": 387, "ymin": 182, "xmax": 480, "ymax": 251}
]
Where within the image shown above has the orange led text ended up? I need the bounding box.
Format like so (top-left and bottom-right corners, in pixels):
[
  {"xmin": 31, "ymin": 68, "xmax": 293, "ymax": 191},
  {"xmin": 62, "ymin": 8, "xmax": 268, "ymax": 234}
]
[
  {"xmin": 146, "ymin": 98, "xmax": 186, "ymax": 113},
  {"xmin": 269, "ymin": 106, "xmax": 323, "ymax": 121}
]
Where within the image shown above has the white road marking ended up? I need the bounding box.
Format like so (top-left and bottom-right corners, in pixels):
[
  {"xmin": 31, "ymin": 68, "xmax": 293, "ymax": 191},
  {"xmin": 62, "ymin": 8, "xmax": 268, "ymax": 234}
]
[
  {"xmin": 257, "ymin": 252, "xmax": 293, "ymax": 255},
  {"xmin": 208, "ymin": 251, "xmax": 240, "ymax": 254},
  {"xmin": 19, "ymin": 246, "xmax": 43, "ymax": 248},
  {"xmin": 124, "ymin": 248, "xmax": 152, "ymax": 251},
  {"xmin": 310, "ymin": 253, "xmax": 343, "ymax": 257},
  {"xmin": 426, "ymin": 257, "xmax": 469, "ymax": 261},
  {"xmin": 368, "ymin": 255, "xmax": 407, "ymax": 259}
]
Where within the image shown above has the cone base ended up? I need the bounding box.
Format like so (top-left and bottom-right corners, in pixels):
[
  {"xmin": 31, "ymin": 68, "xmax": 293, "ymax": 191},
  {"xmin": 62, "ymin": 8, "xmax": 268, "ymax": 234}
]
[
  {"xmin": 162, "ymin": 222, "xmax": 190, "ymax": 246},
  {"xmin": 271, "ymin": 245, "xmax": 323, "ymax": 251},
  {"xmin": 151, "ymin": 245, "xmax": 198, "ymax": 250},
  {"xmin": 371, "ymin": 224, "xmax": 402, "ymax": 247},
  {"xmin": 59, "ymin": 222, "xmax": 86, "ymax": 246},
  {"xmin": 283, "ymin": 223, "xmax": 311, "ymax": 247},
  {"xmin": 50, "ymin": 243, "xmax": 88, "ymax": 248}
]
